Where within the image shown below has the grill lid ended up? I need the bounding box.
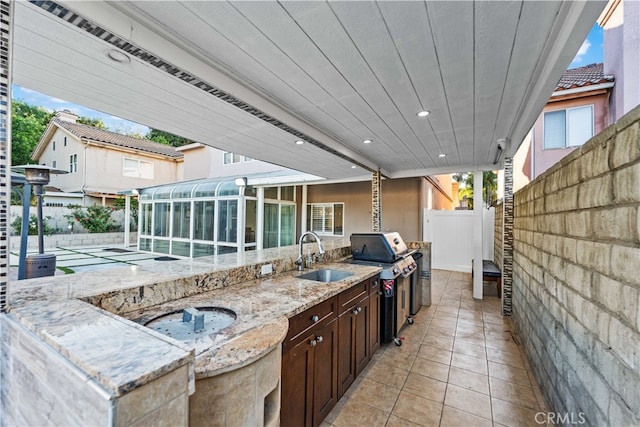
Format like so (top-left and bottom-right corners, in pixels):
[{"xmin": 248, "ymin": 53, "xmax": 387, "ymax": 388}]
[{"xmin": 350, "ymin": 232, "xmax": 409, "ymax": 263}]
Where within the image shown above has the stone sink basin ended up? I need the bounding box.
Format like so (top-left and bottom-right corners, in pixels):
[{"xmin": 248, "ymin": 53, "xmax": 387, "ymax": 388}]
[
  {"xmin": 144, "ymin": 306, "xmax": 236, "ymax": 341},
  {"xmin": 297, "ymin": 268, "xmax": 354, "ymax": 283}
]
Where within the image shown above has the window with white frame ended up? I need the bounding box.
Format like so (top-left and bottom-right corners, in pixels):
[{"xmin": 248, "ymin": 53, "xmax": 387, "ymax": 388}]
[
  {"xmin": 123, "ymin": 158, "xmax": 154, "ymax": 179},
  {"xmin": 223, "ymin": 152, "xmax": 253, "ymax": 165},
  {"xmin": 69, "ymin": 154, "xmax": 77, "ymax": 173},
  {"xmin": 543, "ymin": 105, "xmax": 593, "ymax": 149},
  {"xmin": 306, "ymin": 203, "xmax": 344, "ymax": 236}
]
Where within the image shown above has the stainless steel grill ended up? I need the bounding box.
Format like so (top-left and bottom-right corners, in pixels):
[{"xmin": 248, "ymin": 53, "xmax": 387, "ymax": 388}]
[{"xmin": 349, "ymin": 232, "xmax": 418, "ymax": 346}]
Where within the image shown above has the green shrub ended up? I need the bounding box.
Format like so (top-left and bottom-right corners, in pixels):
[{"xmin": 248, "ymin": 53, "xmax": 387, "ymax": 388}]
[
  {"xmin": 11, "ymin": 214, "xmax": 58, "ymax": 236},
  {"xmin": 65, "ymin": 204, "xmax": 117, "ymax": 233}
]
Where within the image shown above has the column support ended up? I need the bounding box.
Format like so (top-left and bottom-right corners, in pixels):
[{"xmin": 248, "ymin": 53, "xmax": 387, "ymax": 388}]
[
  {"xmin": 372, "ymin": 171, "xmax": 381, "ymax": 232},
  {"xmin": 502, "ymin": 157, "xmax": 514, "ymax": 316},
  {"xmin": 0, "ymin": 0, "xmax": 13, "ymax": 312},
  {"xmin": 472, "ymin": 171, "xmax": 483, "ymax": 300}
]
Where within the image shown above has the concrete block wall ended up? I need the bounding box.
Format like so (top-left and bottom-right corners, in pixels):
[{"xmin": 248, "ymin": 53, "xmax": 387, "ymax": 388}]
[
  {"xmin": 512, "ymin": 105, "xmax": 640, "ymax": 426},
  {"xmin": 8, "ymin": 232, "xmax": 138, "ymax": 251}
]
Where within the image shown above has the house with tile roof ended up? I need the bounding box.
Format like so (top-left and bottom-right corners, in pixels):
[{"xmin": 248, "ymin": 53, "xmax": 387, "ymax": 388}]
[
  {"xmin": 512, "ymin": 63, "xmax": 614, "ymax": 189},
  {"xmin": 31, "ymin": 110, "xmax": 184, "ymax": 205}
]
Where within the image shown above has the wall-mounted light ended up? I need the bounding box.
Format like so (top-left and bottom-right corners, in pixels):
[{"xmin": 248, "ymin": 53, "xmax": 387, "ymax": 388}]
[
  {"xmin": 494, "ymin": 138, "xmax": 509, "ymax": 165},
  {"xmin": 234, "ymin": 177, "xmax": 248, "ymax": 187}
]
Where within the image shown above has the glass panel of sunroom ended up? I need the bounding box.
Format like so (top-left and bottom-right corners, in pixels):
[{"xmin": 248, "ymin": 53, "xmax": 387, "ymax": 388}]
[
  {"xmin": 246, "ymin": 199, "xmax": 257, "ymax": 244},
  {"xmin": 218, "ymin": 199, "xmax": 238, "ymax": 242},
  {"xmin": 280, "ymin": 205, "xmax": 295, "ymax": 246},
  {"xmin": 193, "ymin": 201, "xmax": 215, "ymax": 241},
  {"xmin": 173, "ymin": 202, "xmax": 191, "ymax": 239},
  {"xmin": 217, "ymin": 180, "xmax": 239, "ymax": 196},
  {"xmin": 193, "ymin": 243, "xmax": 215, "ymax": 258},
  {"xmin": 154, "ymin": 202, "xmax": 170, "ymax": 237}
]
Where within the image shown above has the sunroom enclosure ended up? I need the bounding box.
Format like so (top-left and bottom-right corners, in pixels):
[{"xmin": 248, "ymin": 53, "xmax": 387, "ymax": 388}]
[{"xmin": 138, "ymin": 178, "xmax": 296, "ymax": 258}]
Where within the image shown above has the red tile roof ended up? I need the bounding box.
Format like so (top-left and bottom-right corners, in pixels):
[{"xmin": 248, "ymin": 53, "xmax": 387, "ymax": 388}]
[
  {"xmin": 54, "ymin": 119, "xmax": 183, "ymax": 159},
  {"xmin": 555, "ymin": 63, "xmax": 614, "ymax": 91}
]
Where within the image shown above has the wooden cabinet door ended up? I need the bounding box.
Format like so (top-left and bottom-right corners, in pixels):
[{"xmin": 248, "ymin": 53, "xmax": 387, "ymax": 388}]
[
  {"xmin": 281, "ymin": 331, "xmax": 315, "ymax": 427},
  {"xmin": 354, "ymin": 296, "xmax": 370, "ymax": 377},
  {"xmin": 312, "ymin": 318, "xmax": 338, "ymax": 427},
  {"xmin": 337, "ymin": 309, "xmax": 355, "ymax": 399},
  {"xmin": 369, "ymin": 278, "xmax": 381, "ymax": 356}
]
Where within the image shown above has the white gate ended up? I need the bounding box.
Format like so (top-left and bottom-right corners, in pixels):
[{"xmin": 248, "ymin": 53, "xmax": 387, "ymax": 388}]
[{"xmin": 423, "ymin": 208, "xmax": 495, "ymax": 272}]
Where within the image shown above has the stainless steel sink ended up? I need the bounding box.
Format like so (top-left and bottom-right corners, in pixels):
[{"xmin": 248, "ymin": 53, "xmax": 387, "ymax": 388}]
[{"xmin": 297, "ymin": 269, "xmax": 353, "ymax": 282}]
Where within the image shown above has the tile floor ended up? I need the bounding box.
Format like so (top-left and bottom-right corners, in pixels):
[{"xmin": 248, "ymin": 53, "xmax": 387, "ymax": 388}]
[{"xmin": 323, "ymin": 269, "xmax": 548, "ymax": 427}]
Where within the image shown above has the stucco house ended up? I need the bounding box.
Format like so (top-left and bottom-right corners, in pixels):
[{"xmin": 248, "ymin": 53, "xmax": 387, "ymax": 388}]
[
  {"xmin": 31, "ymin": 110, "xmax": 184, "ymax": 206},
  {"xmin": 512, "ymin": 63, "xmax": 614, "ymax": 190},
  {"xmin": 137, "ymin": 146, "xmax": 455, "ymax": 257}
]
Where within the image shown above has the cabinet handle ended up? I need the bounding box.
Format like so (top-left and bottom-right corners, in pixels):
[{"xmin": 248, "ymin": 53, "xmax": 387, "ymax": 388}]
[
  {"xmin": 358, "ymin": 306, "xmax": 362, "ymax": 313},
  {"xmin": 377, "ymin": 291, "xmax": 382, "ymax": 295},
  {"xmin": 352, "ymin": 308, "xmax": 359, "ymax": 315},
  {"xmin": 316, "ymin": 335, "xmax": 323, "ymax": 344},
  {"xmin": 310, "ymin": 339, "xmax": 317, "ymax": 347},
  {"xmin": 311, "ymin": 315, "xmax": 319, "ymax": 323}
]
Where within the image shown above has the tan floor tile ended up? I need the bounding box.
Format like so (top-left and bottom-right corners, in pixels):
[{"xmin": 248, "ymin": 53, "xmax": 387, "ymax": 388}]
[
  {"xmin": 417, "ymin": 344, "xmax": 452, "ymax": 365},
  {"xmin": 489, "ymin": 377, "xmax": 539, "ymax": 409},
  {"xmin": 428, "ymin": 326, "xmax": 456, "ymax": 338},
  {"xmin": 451, "ymin": 352, "xmax": 488, "ymax": 375},
  {"xmin": 456, "ymin": 322, "xmax": 485, "ymax": 334},
  {"xmin": 488, "ymin": 360, "xmax": 531, "ymax": 387},
  {"xmin": 452, "ymin": 339, "xmax": 487, "ymax": 359},
  {"xmin": 319, "ymin": 422, "xmax": 332, "ymax": 427},
  {"xmin": 378, "ymin": 346, "xmax": 419, "ymax": 371},
  {"xmin": 411, "ymin": 357, "xmax": 450, "ymax": 382},
  {"xmin": 403, "ymin": 373, "xmax": 447, "ymax": 403},
  {"xmin": 422, "ymin": 334, "xmax": 454, "ymax": 351},
  {"xmin": 324, "ymin": 396, "xmax": 348, "ymax": 425},
  {"xmin": 485, "ymin": 340, "xmax": 522, "ymax": 357},
  {"xmin": 486, "ymin": 349, "xmax": 526, "ymax": 369},
  {"xmin": 454, "ymin": 335, "xmax": 486, "ymax": 347},
  {"xmin": 448, "ymin": 366, "xmax": 489, "ymax": 395},
  {"xmin": 332, "ymin": 399, "xmax": 390, "ymax": 427},
  {"xmin": 491, "ymin": 397, "xmax": 542, "ymax": 427},
  {"xmin": 440, "ymin": 405, "xmax": 492, "ymax": 427},
  {"xmin": 391, "ymin": 391, "xmax": 443, "ymax": 426},
  {"xmin": 364, "ymin": 362, "xmax": 410, "ymax": 389},
  {"xmin": 385, "ymin": 414, "xmax": 421, "ymax": 427},
  {"xmin": 349, "ymin": 378, "xmax": 401, "ymax": 413},
  {"xmin": 444, "ymin": 384, "xmax": 492, "ymax": 419},
  {"xmin": 431, "ymin": 318, "xmax": 457, "ymax": 330}
]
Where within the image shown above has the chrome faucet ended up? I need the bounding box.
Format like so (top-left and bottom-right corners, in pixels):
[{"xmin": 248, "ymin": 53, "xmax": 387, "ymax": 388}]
[{"xmin": 295, "ymin": 231, "xmax": 325, "ymax": 271}]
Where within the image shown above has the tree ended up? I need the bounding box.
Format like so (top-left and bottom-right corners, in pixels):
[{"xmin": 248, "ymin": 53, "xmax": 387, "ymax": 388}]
[
  {"xmin": 11, "ymin": 99, "xmax": 110, "ymax": 165},
  {"xmin": 77, "ymin": 116, "xmax": 107, "ymax": 129},
  {"xmin": 11, "ymin": 100, "xmax": 53, "ymax": 165},
  {"xmin": 457, "ymin": 171, "xmax": 498, "ymax": 209},
  {"xmin": 146, "ymin": 128, "xmax": 194, "ymax": 147}
]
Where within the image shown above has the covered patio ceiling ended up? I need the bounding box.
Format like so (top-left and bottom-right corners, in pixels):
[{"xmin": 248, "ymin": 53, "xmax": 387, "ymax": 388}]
[{"xmin": 12, "ymin": 1, "xmax": 605, "ymax": 180}]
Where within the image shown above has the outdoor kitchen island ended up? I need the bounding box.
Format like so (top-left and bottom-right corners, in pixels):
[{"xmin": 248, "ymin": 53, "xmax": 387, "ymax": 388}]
[{"xmin": 2, "ymin": 239, "xmax": 386, "ymax": 426}]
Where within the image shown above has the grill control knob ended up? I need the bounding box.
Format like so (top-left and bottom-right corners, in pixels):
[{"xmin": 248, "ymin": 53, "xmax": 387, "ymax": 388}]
[{"xmin": 393, "ymin": 268, "xmax": 400, "ymax": 274}]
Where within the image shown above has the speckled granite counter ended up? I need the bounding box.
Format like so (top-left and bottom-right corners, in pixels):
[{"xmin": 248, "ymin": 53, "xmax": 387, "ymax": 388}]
[
  {"xmin": 5, "ymin": 239, "xmax": 380, "ymax": 391},
  {"xmin": 125, "ymin": 262, "xmax": 381, "ymax": 378}
]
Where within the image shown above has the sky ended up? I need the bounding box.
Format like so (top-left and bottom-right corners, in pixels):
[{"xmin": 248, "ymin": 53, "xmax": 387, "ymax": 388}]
[{"xmin": 12, "ymin": 23, "xmax": 604, "ymax": 137}]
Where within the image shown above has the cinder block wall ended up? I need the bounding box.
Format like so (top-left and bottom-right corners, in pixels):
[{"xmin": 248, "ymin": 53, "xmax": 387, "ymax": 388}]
[{"xmin": 512, "ymin": 106, "xmax": 640, "ymax": 426}]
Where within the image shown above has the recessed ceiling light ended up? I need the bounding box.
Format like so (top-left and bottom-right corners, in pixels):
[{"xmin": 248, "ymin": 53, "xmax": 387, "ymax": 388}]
[
  {"xmin": 351, "ymin": 165, "xmax": 357, "ymax": 169},
  {"xmin": 106, "ymin": 49, "xmax": 130, "ymax": 64},
  {"xmin": 363, "ymin": 139, "xmax": 372, "ymax": 144},
  {"xmin": 295, "ymin": 140, "xmax": 305, "ymax": 145},
  {"xmin": 438, "ymin": 153, "xmax": 446, "ymax": 158},
  {"xmin": 417, "ymin": 110, "xmax": 430, "ymax": 117}
]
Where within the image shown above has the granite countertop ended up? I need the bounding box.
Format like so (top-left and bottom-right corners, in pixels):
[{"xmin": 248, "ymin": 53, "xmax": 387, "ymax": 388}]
[
  {"xmin": 124, "ymin": 262, "xmax": 382, "ymax": 378},
  {"xmin": 6, "ymin": 239, "xmax": 382, "ymax": 394}
]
